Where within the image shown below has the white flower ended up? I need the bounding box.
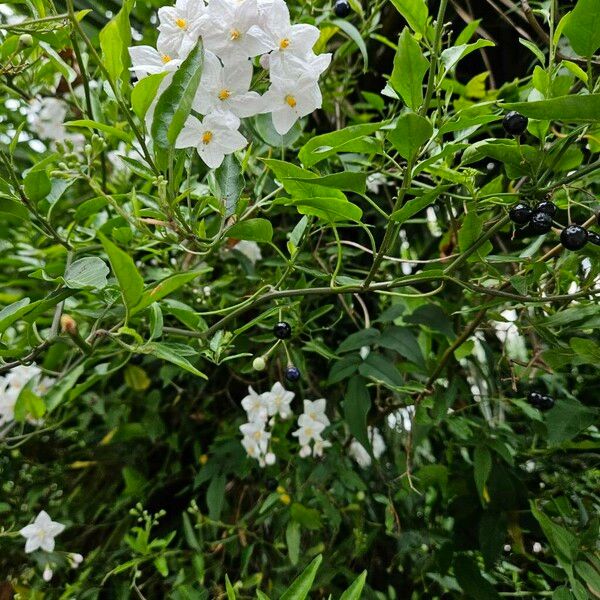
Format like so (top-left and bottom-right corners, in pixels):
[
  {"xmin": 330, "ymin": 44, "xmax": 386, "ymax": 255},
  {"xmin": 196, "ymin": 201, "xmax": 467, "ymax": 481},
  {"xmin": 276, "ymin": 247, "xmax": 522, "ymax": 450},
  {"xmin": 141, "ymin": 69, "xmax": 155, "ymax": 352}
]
[
  {"xmin": 26, "ymin": 98, "xmax": 84, "ymax": 147},
  {"xmin": 129, "ymin": 44, "xmax": 182, "ymax": 79},
  {"xmin": 157, "ymin": 0, "xmax": 206, "ymax": 58},
  {"xmin": 198, "ymin": 0, "xmax": 271, "ymax": 62},
  {"xmin": 175, "ymin": 111, "xmax": 247, "ymax": 168},
  {"xmin": 292, "ymin": 414, "xmax": 325, "ymax": 447},
  {"xmin": 312, "ymin": 437, "xmax": 331, "ymax": 457},
  {"xmin": 299, "ymin": 444, "xmax": 311, "ymax": 458},
  {"xmin": 233, "ymin": 241, "xmax": 262, "ymax": 265},
  {"xmin": 260, "ymin": 73, "xmax": 323, "ymax": 135},
  {"xmin": 265, "ymin": 51, "xmax": 331, "ymax": 82},
  {"xmin": 533, "ymin": 542, "xmax": 543, "ymax": 553},
  {"xmin": 248, "ymin": 0, "xmax": 320, "ymax": 62},
  {"xmin": 265, "ymin": 382, "xmax": 294, "ymax": 419},
  {"xmin": 264, "ymin": 451, "xmax": 276, "ymax": 465},
  {"xmin": 0, "ymin": 365, "xmax": 54, "ymax": 426},
  {"xmin": 68, "ymin": 553, "xmax": 84, "ymax": 568},
  {"xmin": 366, "ymin": 173, "xmax": 387, "ymax": 194},
  {"xmin": 241, "ymin": 435, "xmax": 262, "ymax": 459},
  {"xmin": 43, "ymin": 565, "xmax": 53, "ymax": 582},
  {"xmin": 302, "ymin": 399, "xmax": 329, "ymax": 427},
  {"xmin": 239, "ymin": 421, "xmax": 270, "ymax": 454},
  {"xmin": 349, "ymin": 426, "xmax": 386, "ymax": 469},
  {"xmin": 241, "ymin": 386, "xmax": 268, "ymax": 423},
  {"xmin": 19, "ymin": 511, "xmax": 65, "ymax": 553},
  {"xmin": 192, "ymin": 51, "xmax": 263, "ymax": 118}
]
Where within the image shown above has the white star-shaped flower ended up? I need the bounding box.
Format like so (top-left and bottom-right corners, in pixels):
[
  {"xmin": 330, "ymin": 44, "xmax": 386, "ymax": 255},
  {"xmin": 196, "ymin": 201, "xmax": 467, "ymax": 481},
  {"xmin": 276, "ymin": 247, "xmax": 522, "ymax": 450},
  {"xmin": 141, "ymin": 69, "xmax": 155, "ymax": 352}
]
[
  {"xmin": 241, "ymin": 386, "xmax": 268, "ymax": 423},
  {"xmin": 129, "ymin": 43, "xmax": 182, "ymax": 79},
  {"xmin": 239, "ymin": 421, "xmax": 270, "ymax": 453},
  {"xmin": 198, "ymin": 0, "xmax": 271, "ymax": 62},
  {"xmin": 260, "ymin": 73, "xmax": 323, "ymax": 135},
  {"xmin": 19, "ymin": 511, "xmax": 65, "ymax": 553},
  {"xmin": 292, "ymin": 414, "xmax": 325, "ymax": 447},
  {"xmin": 265, "ymin": 382, "xmax": 294, "ymax": 419},
  {"xmin": 302, "ymin": 399, "xmax": 330, "ymax": 427},
  {"xmin": 263, "ymin": 49, "xmax": 331, "ymax": 82},
  {"xmin": 157, "ymin": 0, "xmax": 206, "ymax": 58},
  {"xmin": 192, "ymin": 51, "xmax": 263, "ymax": 118},
  {"xmin": 175, "ymin": 111, "xmax": 247, "ymax": 168},
  {"xmin": 248, "ymin": 0, "xmax": 320, "ymax": 63}
]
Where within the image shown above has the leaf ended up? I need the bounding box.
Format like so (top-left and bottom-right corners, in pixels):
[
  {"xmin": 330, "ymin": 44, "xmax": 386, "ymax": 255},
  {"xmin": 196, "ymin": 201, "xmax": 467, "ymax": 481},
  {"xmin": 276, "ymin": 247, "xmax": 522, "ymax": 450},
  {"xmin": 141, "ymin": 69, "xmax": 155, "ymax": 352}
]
[
  {"xmin": 0, "ymin": 197, "xmax": 29, "ymax": 221},
  {"xmin": 502, "ymin": 95, "xmax": 600, "ymax": 123},
  {"xmin": 46, "ymin": 364, "xmax": 85, "ymax": 412},
  {"xmin": 339, "ymin": 571, "xmax": 367, "ymax": 600},
  {"xmin": 390, "ymin": 29, "xmax": 429, "ymax": 110},
  {"xmin": 24, "ymin": 170, "xmax": 51, "ymax": 202},
  {"xmin": 99, "ymin": 0, "xmax": 132, "ymax": 84},
  {"xmin": 545, "ymin": 398, "xmax": 598, "ymax": 444},
  {"xmin": 388, "ymin": 111, "xmax": 433, "ymax": 159},
  {"xmin": 151, "ymin": 42, "xmax": 204, "ymax": 149},
  {"xmin": 575, "ymin": 561, "xmax": 600, "ymax": 597},
  {"xmin": 531, "ymin": 503, "xmax": 579, "ymax": 566},
  {"xmin": 390, "ymin": 186, "xmax": 448, "ymax": 224},
  {"xmin": 389, "ymin": 0, "xmax": 429, "ymax": 36},
  {"xmin": 0, "ymin": 298, "xmax": 32, "ymax": 333},
  {"xmin": 65, "ymin": 120, "xmax": 133, "ymax": 143},
  {"xmin": 253, "ymin": 112, "xmax": 304, "ymax": 147},
  {"xmin": 290, "ymin": 503, "xmax": 322, "ymax": 530},
  {"xmin": 14, "ymin": 388, "xmax": 45, "ymax": 423},
  {"xmin": 378, "ymin": 326, "xmax": 425, "ymax": 367},
  {"xmin": 569, "ymin": 337, "xmax": 600, "ymax": 364},
  {"xmin": 343, "ymin": 375, "xmax": 371, "ymax": 453},
  {"xmin": 286, "ymin": 172, "xmax": 367, "ymax": 195},
  {"xmin": 441, "ymin": 40, "xmax": 495, "ymax": 73},
  {"xmin": 99, "ymin": 233, "xmax": 144, "ymax": 312},
  {"xmin": 143, "ymin": 342, "xmax": 208, "ymax": 379},
  {"xmin": 563, "ymin": 0, "xmax": 600, "ymax": 57},
  {"xmin": 214, "ymin": 153, "xmax": 244, "ymax": 217},
  {"xmin": 206, "ymin": 473, "xmax": 226, "ymax": 520},
  {"xmin": 286, "ymin": 521, "xmax": 301, "ymax": 566},
  {"xmin": 225, "ymin": 575, "xmax": 236, "ymax": 600},
  {"xmin": 462, "ymin": 140, "xmax": 543, "ymax": 178},
  {"xmin": 132, "ymin": 73, "xmax": 169, "ymax": 120},
  {"xmin": 285, "ymin": 197, "xmax": 363, "ymax": 223},
  {"xmin": 298, "ymin": 123, "xmax": 384, "ymax": 167},
  {"xmin": 458, "ymin": 211, "xmax": 493, "ymax": 260},
  {"xmin": 331, "ymin": 18, "xmax": 368, "ymax": 71},
  {"xmin": 359, "ymin": 353, "xmax": 404, "ymax": 389},
  {"xmin": 63, "ymin": 257, "xmax": 109, "ymax": 290},
  {"xmin": 227, "ymin": 218, "xmax": 273, "ymax": 243},
  {"xmin": 474, "ymin": 445, "xmax": 492, "ymax": 501},
  {"xmin": 124, "ymin": 365, "xmax": 151, "ymax": 391},
  {"xmin": 280, "ymin": 555, "xmax": 322, "ymax": 600},
  {"xmin": 453, "ymin": 555, "xmax": 501, "ymax": 600}
]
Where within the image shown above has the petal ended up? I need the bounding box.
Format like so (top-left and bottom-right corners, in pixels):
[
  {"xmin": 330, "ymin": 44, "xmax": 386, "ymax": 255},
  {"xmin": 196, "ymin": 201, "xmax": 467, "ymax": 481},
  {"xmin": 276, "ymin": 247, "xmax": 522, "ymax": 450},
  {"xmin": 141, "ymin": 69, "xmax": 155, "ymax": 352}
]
[
  {"xmin": 288, "ymin": 24, "xmax": 320, "ymax": 55},
  {"xmin": 228, "ymin": 92, "xmax": 263, "ymax": 118},
  {"xmin": 223, "ymin": 58, "xmax": 253, "ymax": 92},
  {"xmin": 47, "ymin": 522, "xmax": 65, "ymax": 536},
  {"xmin": 201, "ymin": 51, "xmax": 223, "ymax": 88},
  {"xmin": 175, "ymin": 115, "xmax": 204, "ymax": 148},
  {"xmin": 35, "ymin": 511, "xmax": 52, "ymax": 527},
  {"xmin": 20, "ymin": 524, "xmax": 39, "ymax": 538},
  {"xmin": 246, "ymin": 24, "xmax": 276, "ymax": 53},
  {"xmin": 40, "ymin": 536, "xmax": 56, "ymax": 553},
  {"xmin": 25, "ymin": 537, "xmax": 40, "ymax": 553},
  {"xmin": 199, "ymin": 143, "xmax": 225, "ymax": 168},
  {"xmin": 217, "ymin": 129, "xmax": 248, "ymax": 154}
]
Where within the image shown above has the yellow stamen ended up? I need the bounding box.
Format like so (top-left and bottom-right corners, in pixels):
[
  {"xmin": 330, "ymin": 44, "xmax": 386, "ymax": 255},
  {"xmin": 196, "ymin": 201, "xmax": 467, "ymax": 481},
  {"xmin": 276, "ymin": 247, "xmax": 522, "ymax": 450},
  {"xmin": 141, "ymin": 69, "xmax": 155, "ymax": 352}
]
[
  {"xmin": 230, "ymin": 29, "xmax": 241, "ymax": 40},
  {"xmin": 202, "ymin": 131, "xmax": 213, "ymax": 145},
  {"xmin": 175, "ymin": 17, "xmax": 187, "ymax": 29},
  {"xmin": 161, "ymin": 54, "xmax": 172, "ymax": 63},
  {"xmin": 285, "ymin": 94, "xmax": 297, "ymax": 108},
  {"xmin": 279, "ymin": 38, "xmax": 290, "ymax": 49},
  {"xmin": 218, "ymin": 88, "xmax": 231, "ymax": 100}
]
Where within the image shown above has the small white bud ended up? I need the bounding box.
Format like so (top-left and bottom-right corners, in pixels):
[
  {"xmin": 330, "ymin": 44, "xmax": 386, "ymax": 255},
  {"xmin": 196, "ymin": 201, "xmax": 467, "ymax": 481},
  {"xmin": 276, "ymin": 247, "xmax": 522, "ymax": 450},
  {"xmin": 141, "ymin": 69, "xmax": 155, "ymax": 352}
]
[
  {"xmin": 533, "ymin": 542, "xmax": 542, "ymax": 553},
  {"xmin": 359, "ymin": 346, "xmax": 370, "ymax": 360},
  {"xmin": 70, "ymin": 553, "xmax": 84, "ymax": 566},
  {"xmin": 43, "ymin": 565, "xmax": 53, "ymax": 581},
  {"xmin": 264, "ymin": 452, "xmax": 276, "ymax": 466},
  {"xmin": 299, "ymin": 445, "xmax": 311, "ymax": 458}
]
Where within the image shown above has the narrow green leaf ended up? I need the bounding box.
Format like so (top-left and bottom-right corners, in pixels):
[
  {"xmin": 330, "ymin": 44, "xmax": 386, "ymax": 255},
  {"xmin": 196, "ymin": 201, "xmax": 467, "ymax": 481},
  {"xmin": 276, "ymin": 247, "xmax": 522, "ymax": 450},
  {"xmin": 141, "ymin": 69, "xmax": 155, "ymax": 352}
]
[
  {"xmin": 151, "ymin": 42, "xmax": 204, "ymax": 148},
  {"xmin": 214, "ymin": 154, "xmax": 244, "ymax": 216},
  {"xmin": 390, "ymin": 29, "xmax": 429, "ymax": 110},
  {"xmin": 132, "ymin": 72, "xmax": 169, "ymax": 120},
  {"xmin": 65, "ymin": 120, "xmax": 133, "ymax": 143},
  {"xmin": 99, "ymin": 0, "xmax": 132, "ymax": 84},
  {"xmin": 24, "ymin": 170, "xmax": 51, "ymax": 202},
  {"xmin": 343, "ymin": 375, "xmax": 371, "ymax": 453},
  {"xmin": 225, "ymin": 575, "xmax": 236, "ymax": 600},
  {"xmin": 285, "ymin": 197, "xmax": 363, "ymax": 222},
  {"xmin": 331, "ymin": 18, "xmax": 368, "ymax": 71},
  {"xmin": 280, "ymin": 555, "xmax": 323, "ymax": 600},
  {"xmin": 227, "ymin": 218, "xmax": 273, "ymax": 243},
  {"xmin": 502, "ymin": 95, "xmax": 600, "ymax": 122},
  {"xmin": 286, "ymin": 521, "xmax": 301, "ymax": 566},
  {"xmin": 339, "ymin": 571, "xmax": 367, "ymax": 600},
  {"xmin": 474, "ymin": 445, "xmax": 492, "ymax": 501},
  {"xmin": 389, "ymin": 0, "xmax": 429, "ymax": 36},
  {"xmin": 143, "ymin": 342, "xmax": 208, "ymax": 379}
]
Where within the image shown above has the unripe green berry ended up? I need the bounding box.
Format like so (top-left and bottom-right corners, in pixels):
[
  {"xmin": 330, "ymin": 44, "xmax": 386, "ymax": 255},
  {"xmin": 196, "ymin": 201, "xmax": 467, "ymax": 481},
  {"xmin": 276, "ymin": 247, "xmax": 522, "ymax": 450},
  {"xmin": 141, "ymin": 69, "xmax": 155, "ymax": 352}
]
[
  {"xmin": 253, "ymin": 356, "xmax": 266, "ymax": 371},
  {"xmin": 19, "ymin": 34, "xmax": 33, "ymax": 47}
]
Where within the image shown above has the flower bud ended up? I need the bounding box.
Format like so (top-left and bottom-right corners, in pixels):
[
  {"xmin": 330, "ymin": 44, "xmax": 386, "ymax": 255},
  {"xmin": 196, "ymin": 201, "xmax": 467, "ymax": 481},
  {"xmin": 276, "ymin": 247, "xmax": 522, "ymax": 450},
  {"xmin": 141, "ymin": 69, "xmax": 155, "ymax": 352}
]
[
  {"xmin": 43, "ymin": 565, "xmax": 53, "ymax": 581},
  {"xmin": 60, "ymin": 314, "xmax": 78, "ymax": 335},
  {"xmin": 19, "ymin": 33, "xmax": 33, "ymax": 47},
  {"xmin": 264, "ymin": 452, "xmax": 276, "ymax": 466}
]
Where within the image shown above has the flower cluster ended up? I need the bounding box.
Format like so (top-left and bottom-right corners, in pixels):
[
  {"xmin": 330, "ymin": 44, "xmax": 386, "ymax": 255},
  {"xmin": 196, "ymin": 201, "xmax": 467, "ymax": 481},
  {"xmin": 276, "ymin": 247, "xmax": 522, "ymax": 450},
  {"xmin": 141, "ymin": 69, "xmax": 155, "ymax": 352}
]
[
  {"xmin": 348, "ymin": 426, "xmax": 386, "ymax": 468},
  {"xmin": 292, "ymin": 399, "xmax": 331, "ymax": 458},
  {"xmin": 129, "ymin": 0, "xmax": 331, "ymax": 168},
  {"xmin": 0, "ymin": 364, "xmax": 54, "ymax": 427},
  {"xmin": 240, "ymin": 382, "xmax": 294, "ymax": 466}
]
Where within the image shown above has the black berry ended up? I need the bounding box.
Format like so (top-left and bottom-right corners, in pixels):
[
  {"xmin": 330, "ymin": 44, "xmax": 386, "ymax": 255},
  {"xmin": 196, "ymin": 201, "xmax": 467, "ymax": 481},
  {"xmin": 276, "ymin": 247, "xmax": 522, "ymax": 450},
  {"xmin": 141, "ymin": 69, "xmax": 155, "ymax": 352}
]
[
  {"xmin": 503, "ymin": 111, "xmax": 528, "ymax": 136},
  {"xmin": 587, "ymin": 231, "xmax": 600, "ymax": 246},
  {"xmin": 561, "ymin": 225, "xmax": 588, "ymax": 251},
  {"xmin": 285, "ymin": 365, "xmax": 301, "ymax": 382},
  {"xmin": 334, "ymin": 0, "xmax": 351, "ymax": 17},
  {"xmin": 536, "ymin": 200, "xmax": 557, "ymax": 217},
  {"xmin": 273, "ymin": 321, "xmax": 292, "ymax": 339},
  {"xmin": 266, "ymin": 478, "xmax": 278, "ymax": 491},
  {"xmin": 510, "ymin": 202, "xmax": 532, "ymax": 225},
  {"xmin": 530, "ymin": 211, "xmax": 553, "ymax": 234},
  {"xmin": 528, "ymin": 391, "xmax": 555, "ymax": 411}
]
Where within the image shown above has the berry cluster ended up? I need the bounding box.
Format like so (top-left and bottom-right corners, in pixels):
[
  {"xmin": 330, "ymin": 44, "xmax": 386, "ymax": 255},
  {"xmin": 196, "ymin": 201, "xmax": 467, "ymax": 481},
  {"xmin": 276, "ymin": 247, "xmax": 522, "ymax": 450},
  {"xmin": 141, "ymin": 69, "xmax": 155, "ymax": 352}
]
[{"xmin": 527, "ymin": 391, "xmax": 555, "ymax": 411}]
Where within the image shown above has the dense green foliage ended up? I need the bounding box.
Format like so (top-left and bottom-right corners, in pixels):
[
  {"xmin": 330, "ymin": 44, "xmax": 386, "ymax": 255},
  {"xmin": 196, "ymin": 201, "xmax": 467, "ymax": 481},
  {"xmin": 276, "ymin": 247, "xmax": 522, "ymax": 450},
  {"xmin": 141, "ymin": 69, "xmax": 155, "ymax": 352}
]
[{"xmin": 1, "ymin": 0, "xmax": 600, "ymax": 598}]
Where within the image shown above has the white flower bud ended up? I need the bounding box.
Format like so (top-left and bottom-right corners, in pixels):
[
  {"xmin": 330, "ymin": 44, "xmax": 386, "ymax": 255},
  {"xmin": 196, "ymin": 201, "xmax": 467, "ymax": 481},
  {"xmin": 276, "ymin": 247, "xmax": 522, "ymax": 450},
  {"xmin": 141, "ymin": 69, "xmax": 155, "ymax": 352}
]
[
  {"xmin": 359, "ymin": 346, "xmax": 370, "ymax": 360},
  {"xmin": 533, "ymin": 542, "xmax": 542, "ymax": 553},
  {"xmin": 43, "ymin": 565, "xmax": 53, "ymax": 581},
  {"xmin": 264, "ymin": 452, "xmax": 276, "ymax": 465}
]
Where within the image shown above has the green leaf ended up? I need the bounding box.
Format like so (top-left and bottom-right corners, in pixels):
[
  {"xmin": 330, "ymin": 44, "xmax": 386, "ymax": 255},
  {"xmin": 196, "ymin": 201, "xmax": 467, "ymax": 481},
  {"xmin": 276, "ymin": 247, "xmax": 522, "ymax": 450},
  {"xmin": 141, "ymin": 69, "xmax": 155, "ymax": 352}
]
[
  {"xmin": 99, "ymin": 233, "xmax": 144, "ymax": 312},
  {"xmin": 569, "ymin": 337, "xmax": 600, "ymax": 364},
  {"xmin": 378, "ymin": 326, "xmax": 425, "ymax": 367},
  {"xmin": 143, "ymin": 342, "xmax": 207, "ymax": 379},
  {"xmin": 359, "ymin": 353, "xmax": 404, "ymax": 389},
  {"xmin": 462, "ymin": 140, "xmax": 543, "ymax": 178},
  {"xmin": 441, "ymin": 40, "xmax": 495, "ymax": 73},
  {"xmin": 14, "ymin": 388, "xmax": 45, "ymax": 423},
  {"xmin": 458, "ymin": 211, "xmax": 493, "ymax": 260},
  {"xmin": 151, "ymin": 42, "xmax": 204, "ymax": 149},
  {"xmin": 65, "ymin": 120, "xmax": 133, "ymax": 143},
  {"xmin": 206, "ymin": 473, "xmax": 226, "ymax": 520},
  {"xmin": 63, "ymin": 257, "xmax": 109, "ymax": 290},
  {"xmin": 474, "ymin": 445, "xmax": 492, "ymax": 501},
  {"xmin": 214, "ymin": 153, "xmax": 244, "ymax": 217},
  {"xmin": 343, "ymin": 376, "xmax": 372, "ymax": 453},
  {"xmin": 99, "ymin": 0, "xmax": 132, "ymax": 84},
  {"xmin": 390, "ymin": 29, "xmax": 429, "ymax": 110},
  {"xmin": 24, "ymin": 170, "xmax": 51, "ymax": 202},
  {"xmin": 339, "ymin": 571, "xmax": 367, "ymax": 600},
  {"xmin": 290, "ymin": 503, "xmax": 322, "ymax": 530},
  {"xmin": 0, "ymin": 197, "xmax": 30, "ymax": 221},
  {"xmin": 46, "ymin": 364, "xmax": 85, "ymax": 412},
  {"xmin": 285, "ymin": 197, "xmax": 363, "ymax": 223},
  {"xmin": 502, "ymin": 95, "xmax": 600, "ymax": 122},
  {"xmin": 389, "ymin": 0, "xmax": 429, "ymax": 36},
  {"xmin": 331, "ymin": 18, "xmax": 368, "ymax": 71},
  {"xmin": 227, "ymin": 218, "xmax": 273, "ymax": 243},
  {"xmin": 225, "ymin": 575, "xmax": 236, "ymax": 600},
  {"xmin": 388, "ymin": 111, "xmax": 433, "ymax": 159},
  {"xmin": 454, "ymin": 555, "xmax": 501, "ymax": 600},
  {"xmin": 390, "ymin": 186, "xmax": 448, "ymax": 224},
  {"xmin": 0, "ymin": 298, "xmax": 33, "ymax": 333},
  {"xmin": 545, "ymin": 398, "xmax": 598, "ymax": 444},
  {"xmin": 132, "ymin": 73, "xmax": 169, "ymax": 120},
  {"xmin": 563, "ymin": 0, "xmax": 600, "ymax": 57},
  {"xmin": 531, "ymin": 503, "xmax": 579, "ymax": 566},
  {"xmin": 298, "ymin": 123, "xmax": 384, "ymax": 168},
  {"xmin": 286, "ymin": 521, "xmax": 301, "ymax": 566},
  {"xmin": 574, "ymin": 561, "xmax": 600, "ymax": 597},
  {"xmin": 286, "ymin": 172, "xmax": 367, "ymax": 195},
  {"xmin": 280, "ymin": 555, "xmax": 322, "ymax": 600}
]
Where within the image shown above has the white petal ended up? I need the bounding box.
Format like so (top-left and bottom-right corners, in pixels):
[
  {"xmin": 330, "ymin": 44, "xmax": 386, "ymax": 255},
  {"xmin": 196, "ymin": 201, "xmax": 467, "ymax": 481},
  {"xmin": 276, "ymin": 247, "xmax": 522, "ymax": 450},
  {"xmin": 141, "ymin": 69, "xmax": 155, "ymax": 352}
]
[
  {"xmin": 40, "ymin": 536, "xmax": 56, "ymax": 552},
  {"xmin": 199, "ymin": 143, "xmax": 225, "ymax": 168},
  {"xmin": 175, "ymin": 115, "xmax": 204, "ymax": 148},
  {"xmin": 25, "ymin": 537, "xmax": 40, "ymax": 553}
]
